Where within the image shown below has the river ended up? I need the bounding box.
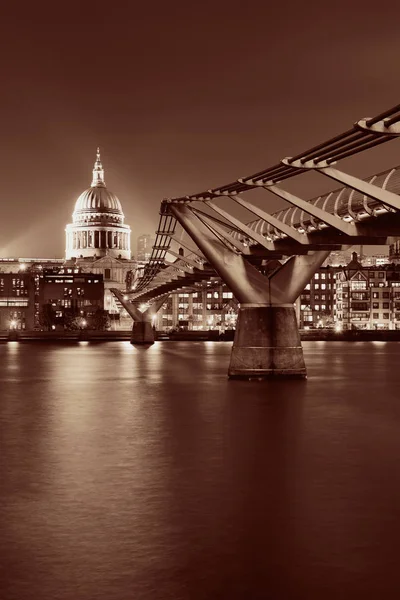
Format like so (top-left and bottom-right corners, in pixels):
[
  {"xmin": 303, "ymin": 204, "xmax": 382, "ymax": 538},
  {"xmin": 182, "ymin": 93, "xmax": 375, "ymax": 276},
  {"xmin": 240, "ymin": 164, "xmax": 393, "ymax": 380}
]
[{"xmin": 1, "ymin": 341, "xmax": 400, "ymax": 599}]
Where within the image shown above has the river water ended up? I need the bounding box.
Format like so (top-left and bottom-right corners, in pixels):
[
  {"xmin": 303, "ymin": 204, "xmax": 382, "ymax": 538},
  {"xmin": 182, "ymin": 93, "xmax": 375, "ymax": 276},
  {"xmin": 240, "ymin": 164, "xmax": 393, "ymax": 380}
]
[{"xmin": 1, "ymin": 341, "xmax": 400, "ymax": 599}]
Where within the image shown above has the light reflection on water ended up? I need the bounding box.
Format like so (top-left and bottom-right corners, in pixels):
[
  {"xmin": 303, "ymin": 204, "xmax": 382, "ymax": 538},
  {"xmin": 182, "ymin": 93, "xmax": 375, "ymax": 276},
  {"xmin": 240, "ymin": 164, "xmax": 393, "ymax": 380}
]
[{"xmin": 1, "ymin": 341, "xmax": 400, "ymax": 600}]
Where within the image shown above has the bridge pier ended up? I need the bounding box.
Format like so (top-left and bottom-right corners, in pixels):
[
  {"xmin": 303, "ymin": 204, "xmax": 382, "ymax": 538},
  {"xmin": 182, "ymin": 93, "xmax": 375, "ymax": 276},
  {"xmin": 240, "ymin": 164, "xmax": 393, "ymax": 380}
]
[
  {"xmin": 229, "ymin": 304, "xmax": 305, "ymax": 379},
  {"xmin": 110, "ymin": 289, "xmax": 169, "ymax": 346},
  {"xmin": 131, "ymin": 321, "xmax": 156, "ymax": 345},
  {"xmin": 170, "ymin": 204, "xmax": 330, "ymax": 379}
]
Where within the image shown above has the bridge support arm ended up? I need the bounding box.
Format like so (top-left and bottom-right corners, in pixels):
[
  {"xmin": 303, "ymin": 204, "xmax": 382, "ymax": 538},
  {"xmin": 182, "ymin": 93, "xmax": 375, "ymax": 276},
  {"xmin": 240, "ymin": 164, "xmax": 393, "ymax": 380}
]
[
  {"xmin": 110, "ymin": 288, "xmax": 144, "ymax": 321},
  {"xmin": 169, "ymin": 203, "xmax": 330, "ymax": 379},
  {"xmin": 111, "ymin": 288, "xmax": 169, "ymax": 345}
]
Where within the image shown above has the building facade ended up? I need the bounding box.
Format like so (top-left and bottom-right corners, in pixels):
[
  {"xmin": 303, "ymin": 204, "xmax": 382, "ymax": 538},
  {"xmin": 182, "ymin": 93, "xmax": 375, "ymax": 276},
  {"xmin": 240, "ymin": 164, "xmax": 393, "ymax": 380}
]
[
  {"xmin": 155, "ymin": 283, "xmax": 237, "ymax": 332},
  {"xmin": 0, "ymin": 272, "xmax": 35, "ymax": 330},
  {"xmin": 39, "ymin": 268, "xmax": 104, "ymax": 330},
  {"xmin": 335, "ymin": 253, "xmax": 400, "ymax": 330}
]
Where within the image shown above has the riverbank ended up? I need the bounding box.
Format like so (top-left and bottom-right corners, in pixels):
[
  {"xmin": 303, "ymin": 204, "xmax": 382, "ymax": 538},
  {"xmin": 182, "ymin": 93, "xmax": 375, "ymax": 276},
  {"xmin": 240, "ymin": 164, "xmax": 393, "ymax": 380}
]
[{"xmin": 1, "ymin": 329, "xmax": 400, "ymax": 342}]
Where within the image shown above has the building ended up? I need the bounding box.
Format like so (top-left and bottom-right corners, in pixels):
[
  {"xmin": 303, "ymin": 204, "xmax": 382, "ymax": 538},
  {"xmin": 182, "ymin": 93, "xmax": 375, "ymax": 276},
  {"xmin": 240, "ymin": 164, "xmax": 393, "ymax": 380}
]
[
  {"xmin": 335, "ymin": 252, "xmax": 400, "ymax": 330},
  {"xmin": 0, "ymin": 272, "xmax": 35, "ymax": 330},
  {"xmin": 298, "ymin": 266, "xmax": 338, "ymax": 328},
  {"xmin": 137, "ymin": 234, "xmax": 155, "ymax": 262},
  {"xmin": 64, "ymin": 149, "xmax": 136, "ymax": 319},
  {"xmin": 155, "ymin": 282, "xmax": 238, "ymax": 332},
  {"xmin": 39, "ymin": 268, "xmax": 104, "ymax": 330}
]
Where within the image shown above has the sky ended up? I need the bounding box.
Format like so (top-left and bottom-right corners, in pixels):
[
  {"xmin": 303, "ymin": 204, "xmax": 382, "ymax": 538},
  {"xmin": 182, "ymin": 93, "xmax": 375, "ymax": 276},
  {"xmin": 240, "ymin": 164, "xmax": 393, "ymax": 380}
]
[{"xmin": 1, "ymin": 1, "xmax": 400, "ymax": 258}]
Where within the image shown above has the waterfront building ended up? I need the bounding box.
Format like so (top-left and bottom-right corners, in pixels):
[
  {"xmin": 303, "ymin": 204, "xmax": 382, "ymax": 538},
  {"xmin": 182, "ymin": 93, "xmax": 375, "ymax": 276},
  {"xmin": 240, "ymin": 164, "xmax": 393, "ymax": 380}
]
[
  {"xmin": 335, "ymin": 252, "xmax": 400, "ymax": 330},
  {"xmin": 0, "ymin": 272, "xmax": 35, "ymax": 330},
  {"xmin": 39, "ymin": 269, "xmax": 104, "ymax": 330},
  {"xmin": 298, "ymin": 266, "xmax": 338, "ymax": 328},
  {"xmin": 65, "ymin": 149, "xmax": 136, "ymax": 319},
  {"xmin": 155, "ymin": 282, "xmax": 237, "ymax": 332}
]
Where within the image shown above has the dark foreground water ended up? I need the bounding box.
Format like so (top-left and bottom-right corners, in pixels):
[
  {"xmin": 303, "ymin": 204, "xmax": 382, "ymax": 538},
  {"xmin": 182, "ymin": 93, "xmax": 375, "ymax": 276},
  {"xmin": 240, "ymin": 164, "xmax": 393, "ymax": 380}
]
[{"xmin": 1, "ymin": 341, "xmax": 400, "ymax": 600}]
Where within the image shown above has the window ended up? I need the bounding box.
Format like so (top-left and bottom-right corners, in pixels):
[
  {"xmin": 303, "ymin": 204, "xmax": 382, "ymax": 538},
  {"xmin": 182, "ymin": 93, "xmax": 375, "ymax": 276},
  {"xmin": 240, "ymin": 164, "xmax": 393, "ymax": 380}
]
[
  {"xmin": 351, "ymin": 281, "xmax": 367, "ymax": 290},
  {"xmin": 222, "ymin": 292, "xmax": 233, "ymax": 299},
  {"xmin": 373, "ymin": 292, "xmax": 379, "ymax": 299},
  {"xmin": 373, "ymin": 302, "xmax": 379, "ymax": 309},
  {"xmin": 314, "ymin": 284, "xmax": 320, "ymax": 290},
  {"xmin": 383, "ymin": 303, "xmax": 390, "ymax": 309},
  {"xmin": 321, "ymin": 273, "xmax": 326, "ymax": 280},
  {"xmin": 378, "ymin": 272, "xmax": 385, "ymax": 278},
  {"xmin": 383, "ymin": 292, "xmax": 390, "ymax": 298},
  {"xmin": 104, "ymin": 269, "xmax": 111, "ymax": 280},
  {"xmin": 383, "ymin": 313, "xmax": 390, "ymax": 320},
  {"xmin": 321, "ymin": 284, "xmax": 326, "ymax": 290},
  {"xmin": 373, "ymin": 313, "xmax": 379, "ymax": 319},
  {"xmin": 314, "ymin": 273, "xmax": 319, "ymax": 280}
]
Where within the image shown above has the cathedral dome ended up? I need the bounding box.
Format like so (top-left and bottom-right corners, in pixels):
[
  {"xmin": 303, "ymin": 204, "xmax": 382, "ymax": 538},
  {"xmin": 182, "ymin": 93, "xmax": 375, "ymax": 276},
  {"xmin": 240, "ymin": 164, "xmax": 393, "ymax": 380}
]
[
  {"xmin": 74, "ymin": 186, "xmax": 123, "ymax": 214},
  {"xmin": 72, "ymin": 148, "xmax": 124, "ymax": 220},
  {"xmin": 65, "ymin": 149, "xmax": 131, "ymax": 261}
]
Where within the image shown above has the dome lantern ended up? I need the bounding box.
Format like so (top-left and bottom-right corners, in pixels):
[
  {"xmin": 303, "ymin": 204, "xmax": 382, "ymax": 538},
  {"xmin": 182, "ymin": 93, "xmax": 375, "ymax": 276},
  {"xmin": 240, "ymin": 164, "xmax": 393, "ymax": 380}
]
[{"xmin": 92, "ymin": 147, "xmax": 106, "ymax": 187}]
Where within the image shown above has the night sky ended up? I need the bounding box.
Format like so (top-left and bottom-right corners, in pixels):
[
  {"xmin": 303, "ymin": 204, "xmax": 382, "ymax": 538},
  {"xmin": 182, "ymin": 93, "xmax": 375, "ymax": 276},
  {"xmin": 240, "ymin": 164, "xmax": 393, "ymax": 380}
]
[{"xmin": 2, "ymin": 2, "xmax": 400, "ymax": 258}]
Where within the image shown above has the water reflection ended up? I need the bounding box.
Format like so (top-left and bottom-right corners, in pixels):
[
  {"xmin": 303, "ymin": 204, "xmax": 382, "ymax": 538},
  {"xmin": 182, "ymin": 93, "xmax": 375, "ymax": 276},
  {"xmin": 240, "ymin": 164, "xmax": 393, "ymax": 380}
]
[{"xmin": 1, "ymin": 341, "xmax": 400, "ymax": 599}]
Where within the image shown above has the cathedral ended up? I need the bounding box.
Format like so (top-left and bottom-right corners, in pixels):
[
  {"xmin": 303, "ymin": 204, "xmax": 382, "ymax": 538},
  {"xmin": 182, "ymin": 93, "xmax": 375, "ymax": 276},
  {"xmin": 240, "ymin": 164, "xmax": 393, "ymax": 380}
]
[{"xmin": 65, "ymin": 149, "xmax": 136, "ymax": 317}]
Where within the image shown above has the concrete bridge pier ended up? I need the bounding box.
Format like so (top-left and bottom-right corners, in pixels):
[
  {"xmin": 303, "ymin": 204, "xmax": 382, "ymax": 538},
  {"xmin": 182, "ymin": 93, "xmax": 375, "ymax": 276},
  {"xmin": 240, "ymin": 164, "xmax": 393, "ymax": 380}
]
[
  {"xmin": 110, "ymin": 289, "xmax": 169, "ymax": 345},
  {"xmin": 170, "ymin": 204, "xmax": 330, "ymax": 379},
  {"xmin": 130, "ymin": 320, "xmax": 156, "ymax": 344},
  {"xmin": 229, "ymin": 304, "xmax": 305, "ymax": 379}
]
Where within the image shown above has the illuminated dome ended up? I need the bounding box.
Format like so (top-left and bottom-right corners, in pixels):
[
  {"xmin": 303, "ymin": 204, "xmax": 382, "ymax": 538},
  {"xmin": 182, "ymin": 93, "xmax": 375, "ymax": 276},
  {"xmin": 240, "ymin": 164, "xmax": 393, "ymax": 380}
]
[
  {"xmin": 74, "ymin": 187, "xmax": 123, "ymax": 214},
  {"xmin": 65, "ymin": 149, "xmax": 131, "ymax": 260}
]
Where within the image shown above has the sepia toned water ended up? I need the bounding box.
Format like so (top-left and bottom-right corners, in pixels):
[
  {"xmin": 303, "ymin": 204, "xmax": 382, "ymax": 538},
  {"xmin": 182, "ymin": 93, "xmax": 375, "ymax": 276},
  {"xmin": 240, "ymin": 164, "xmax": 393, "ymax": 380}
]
[{"xmin": 1, "ymin": 341, "xmax": 400, "ymax": 600}]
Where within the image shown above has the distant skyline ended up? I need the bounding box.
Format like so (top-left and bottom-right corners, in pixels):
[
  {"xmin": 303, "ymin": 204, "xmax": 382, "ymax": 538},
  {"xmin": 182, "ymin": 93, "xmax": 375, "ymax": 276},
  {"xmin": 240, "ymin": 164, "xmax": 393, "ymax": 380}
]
[{"xmin": 2, "ymin": 2, "xmax": 400, "ymax": 257}]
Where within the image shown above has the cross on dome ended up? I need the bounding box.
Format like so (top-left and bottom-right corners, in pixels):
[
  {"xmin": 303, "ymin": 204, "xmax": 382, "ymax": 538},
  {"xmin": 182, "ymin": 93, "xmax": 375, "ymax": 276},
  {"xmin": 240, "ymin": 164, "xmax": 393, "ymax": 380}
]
[{"xmin": 91, "ymin": 147, "xmax": 105, "ymax": 187}]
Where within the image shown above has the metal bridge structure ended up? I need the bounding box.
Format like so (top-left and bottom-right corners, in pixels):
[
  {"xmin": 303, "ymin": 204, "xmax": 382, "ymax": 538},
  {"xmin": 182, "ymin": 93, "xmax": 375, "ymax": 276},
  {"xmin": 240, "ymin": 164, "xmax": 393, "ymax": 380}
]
[{"xmin": 113, "ymin": 103, "xmax": 400, "ymax": 379}]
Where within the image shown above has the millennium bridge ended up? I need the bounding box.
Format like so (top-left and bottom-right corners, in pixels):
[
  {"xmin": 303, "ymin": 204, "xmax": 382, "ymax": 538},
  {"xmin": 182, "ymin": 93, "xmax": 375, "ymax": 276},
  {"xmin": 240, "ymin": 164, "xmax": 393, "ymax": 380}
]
[{"xmin": 112, "ymin": 102, "xmax": 400, "ymax": 379}]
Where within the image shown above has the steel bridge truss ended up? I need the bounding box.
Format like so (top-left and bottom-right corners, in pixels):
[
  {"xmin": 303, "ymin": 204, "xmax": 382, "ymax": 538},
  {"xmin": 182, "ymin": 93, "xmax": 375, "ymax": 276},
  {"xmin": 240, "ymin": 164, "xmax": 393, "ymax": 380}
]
[
  {"xmin": 133, "ymin": 102, "xmax": 400, "ymax": 299},
  {"xmin": 121, "ymin": 103, "xmax": 400, "ymax": 379}
]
